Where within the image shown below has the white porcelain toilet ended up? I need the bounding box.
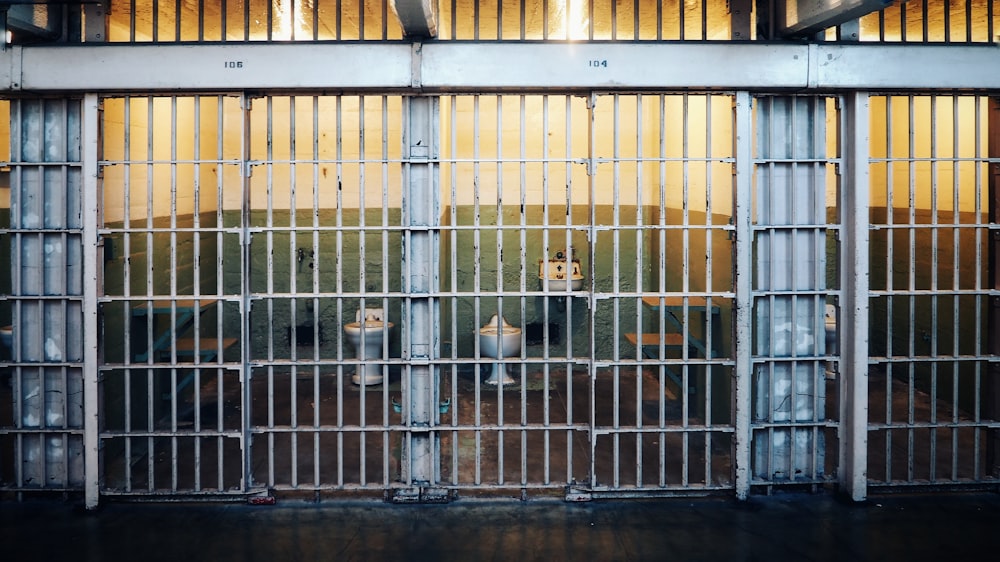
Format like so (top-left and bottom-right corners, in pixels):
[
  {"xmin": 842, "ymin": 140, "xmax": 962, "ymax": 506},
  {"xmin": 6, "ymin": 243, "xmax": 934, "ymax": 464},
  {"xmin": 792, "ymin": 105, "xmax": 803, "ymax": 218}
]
[
  {"xmin": 478, "ymin": 315, "xmax": 521, "ymax": 386},
  {"xmin": 344, "ymin": 308, "xmax": 394, "ymax": 386}
]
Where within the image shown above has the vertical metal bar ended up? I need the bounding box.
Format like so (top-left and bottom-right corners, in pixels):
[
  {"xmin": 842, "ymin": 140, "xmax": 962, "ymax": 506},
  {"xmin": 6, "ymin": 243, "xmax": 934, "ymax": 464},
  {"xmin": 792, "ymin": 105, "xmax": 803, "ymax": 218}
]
[
  {"xmin": 930, "ymin": 96, "xmax": 940, "ymax": 483},
  {"xmin": 122, "ymin": 97, "xmax": 134, "ymax": 492},
  {"xmin": 986, "ymin": 97, "xmax": 1000, "ymax": 478},
  {"xmin": 335, "ymin": 95, "xmax": 345, "ymax": 488},
  {"xmin": 266, "ymin": 0, "xmax": 274, "ymax": 41},
  {"xmin": 989, "ymin": 0, "xmax": 995, "ymax": 45},
  {"xmin": 312, "ymin": 95, "xmax": 321, "ymax": 488},
  {"xmin": 359, "ymin": 94, "xmax": 368, "ymax": 485},
  {"xmin": 681, "ymin": 93, "xmax": 691, "ymax": 487},
  {"xmin": 519, "ymin": 94, "xmax": 527, "ymax": 487},
  {"xmin": 289, "ymin": 95, "xmax": 299, "ymax": 489},
  {"xmin": 951, "ymin": 95, "xmax": 961, "ymax": 481},
  {"xmin": 634, "ymin": 0, "xmax": 640, "ymax": 39},
  {"xmin": 265, "ymin": 96, "xmax": 276, "ymax": 488},
  {"xmin": 883, "ymin": 96, "xmax": 895, "ymax": 483},
  {"xmin": 169, "ymin": 97, "xmax": 180, "ymax": 492},
  {"xmin": 966, "ymin": 0, "xmax": 973, "ymax": 42},
  {"xmin": 220, "ymin": 0, "xmax": 226, "ymax": 40},
  {"xmin": 944, "ymin": 0, "xmax": 951, "ymax": 42},
  {"xmin": 612, "ymin": 93, "xmax": 621, "ymax": 490},
  {"xmin": 900, "ymin": 0, "xmax": 907, "ymax": 42},
  {"xmin": 192, "ymin": 96, "xmax": 203, "ymax": 492},
  {"xmin": 586, "ymin": 91, "xmax": 598, "ymax": 489},
  {"xmin": 634, "ymin": 94, "xmax": 644, "ymax": 489},
  {"xmin": 382, "ymin": 94, "xmax": 392, "ymax": 487},
  {"xmin": 473, "ymin": 95, "xmax": 482, "ymax": 486},
  {"xmin": 129, "ymin": 0, "xmax": 137, "ymax": 42},
  {"xmin": 358, "ymin": 0, "xmax": 365, "ymax": 40},
  {"xmin": 152, "ymin": 0, "xmax": 159, "ymax": 42},
  {"xmin": 519, "ymin": 0, "xmax": 526, "ymax": 39},
  {"xmin": 704, "ymin": 94, "xmax": 715, "ymax": 485},
  {"xmin": 973, "ymin": 96, "xmax": 984, "ymax": 481},
  {"xmin": 241, "ymin": 93, "xmax": 253, "ymax": 493},
  {"xmin": 656, "ymin": 0, "xmax": 663, "ymax": 40},
  {"xmin": 175, "ymin": 0, "xmax": 182, "ymax": 40},
  {"xmin": 907, "ymin": 95, "xmax": 917, "ymax": 483},
  {"xmin": 541, "ymin": 94, "xmax": 551, "ymax": 485},
  {"xmin": 611, "ymin": 0, "xmax": 617, "ymax": 40},
  {"xmin": 145, "ymin": 96, "xmax": 155, "ymax": 491},
  {"xmin": 922, "ymin": 0, "xmax": 929, "ymax": 42},
  {"xmin": 564, "ymin": 93, "xmax": 574, "ymax": 483},
  {"xmin": 679, "ymin": 0, "xmax": 685, "ymax": 40},
  {"xmin": 448, "ymin": 94, "xmax": 459, "ymax": 486},
  {"xmin": 197, "ymin": 0, "xmax": 205, "ymax": 41},
  {"xmin": 214, "ymin": 95, "xmax": 226, "ymax": 491},
  {"xmin": 839, "ymin": 92, "xmax": 870, "ymax": 501},
  {"xmin": 733, "ymin": 91, "xmax": 754, "ymax": 499},
  {"xmin": 496, "ymin": 94, "xmax": 504, "ymax": 485},
  {"xmin": 82, "ymin": 95, "xmax": 100, "ymax": 508},
  {"xmin": 658, "ymin": 93, "xmax": 667, "ymax": 487}
]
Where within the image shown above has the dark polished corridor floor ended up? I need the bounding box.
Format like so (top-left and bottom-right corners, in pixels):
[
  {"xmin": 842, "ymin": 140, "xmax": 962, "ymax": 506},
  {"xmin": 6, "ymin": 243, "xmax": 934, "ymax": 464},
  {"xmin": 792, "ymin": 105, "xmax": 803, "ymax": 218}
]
[{"xmin": 3, "ymin": 491, "xmax": 1000, "ymax": 561}]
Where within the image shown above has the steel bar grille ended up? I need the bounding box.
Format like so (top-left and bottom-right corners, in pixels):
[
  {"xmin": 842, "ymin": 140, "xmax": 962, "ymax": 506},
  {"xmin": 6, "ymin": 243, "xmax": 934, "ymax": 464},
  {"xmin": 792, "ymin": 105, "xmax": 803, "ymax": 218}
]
[
  {"xmin": 0, "ymin": 99, "xmax": 87, "ymax": 493},
  {"xmin": 244, "ymin": 94, "xmax": 405, "ymax": 492},
  {"xmin": 750, "ymin": 95, "xmax": 841, "ymax": 488},
  {"xmin": 98, "ymin": 95, "xmax": 245, "ymax": 495},
  {"xmin": 93, "ymin": 1, "xmax": 1000, "ymax": 44},
  {"xmin": 862, "ymin": 0, "xmax": 997, "ymax": 42},
  {"xmin": 439, "ymin": 0, "xmax": 729, "ymax": 40},
  {"xmin": 438, "ymin": 93, "xmax": 736, "ymax": 495},
  {"xmin": 107, "ymin": 0, "xmax": 403, "ymax": 42},
  {"xmin": 37, "ymin": 88, "xmax": 999, "ymax": 503},
  {"xmin": 867, "ymin": 94, "xmax": 999, "ymax": 489}
]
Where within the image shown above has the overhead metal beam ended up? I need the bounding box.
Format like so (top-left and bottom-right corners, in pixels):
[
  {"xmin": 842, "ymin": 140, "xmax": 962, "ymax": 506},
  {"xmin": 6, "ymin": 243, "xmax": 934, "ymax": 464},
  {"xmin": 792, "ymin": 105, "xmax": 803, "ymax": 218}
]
[
  {"xmin": 390, "ymin": 0, "xmax": 437, "ymax": 38},
  {"xmin": 5, "ymin": 2, "xmax": 63, "ymax": 42},
  {"xmin": 775, "ymin": 0, "xmax": 893, "ymax": 38},
  {"xmin": 2, "ymin": 42, "xmax": 1000, "ymax": 93},
  {"xmin": 0, "ymin": 43, "xmax": 413, "ymax": 91}
]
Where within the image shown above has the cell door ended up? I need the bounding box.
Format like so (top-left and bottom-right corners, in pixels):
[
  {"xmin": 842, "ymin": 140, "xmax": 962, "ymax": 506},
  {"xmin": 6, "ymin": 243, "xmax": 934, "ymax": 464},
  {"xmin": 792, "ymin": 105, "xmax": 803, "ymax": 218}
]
[
  {"xmin": 438, "ymin": 93, "xmax": 738, "ymax": 497},
  {"xmin": 244, "ymin": 94, "xmax": 406, "ymax": 495},
  {"xmin": 98, "ymin": 95, "xmax": 246, "ymax": 497}
]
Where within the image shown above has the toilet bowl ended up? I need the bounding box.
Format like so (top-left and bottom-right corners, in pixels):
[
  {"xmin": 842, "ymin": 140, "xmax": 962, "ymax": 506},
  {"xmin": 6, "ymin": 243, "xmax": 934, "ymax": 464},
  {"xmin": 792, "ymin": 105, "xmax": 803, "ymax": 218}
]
[
  {"xmin": 344, "ymin": 308, "xmax": 394, "ymax": 386},
  {"xmin": 478, "ymin": 315, "xmax": 521, "ymax": 385}
]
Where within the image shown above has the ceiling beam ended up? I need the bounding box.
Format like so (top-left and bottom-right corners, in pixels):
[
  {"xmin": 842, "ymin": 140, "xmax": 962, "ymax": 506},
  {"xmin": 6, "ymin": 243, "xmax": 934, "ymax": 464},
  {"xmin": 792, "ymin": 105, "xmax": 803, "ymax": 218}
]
[
  {"xmin": 390, "ymin": 0, "xmax": 437, "ymax": 39},
  {"xmin": 774, "ymin": 0, "xmax": 893, "ymax": 38}
]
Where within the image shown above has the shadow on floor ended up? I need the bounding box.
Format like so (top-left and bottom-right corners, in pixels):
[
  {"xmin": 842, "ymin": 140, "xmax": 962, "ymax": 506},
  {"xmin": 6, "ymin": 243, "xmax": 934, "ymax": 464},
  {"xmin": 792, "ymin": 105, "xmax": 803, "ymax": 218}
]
[{"xmin": 3, "ymin": 491, "xmax": 1000, "ymax": 561}]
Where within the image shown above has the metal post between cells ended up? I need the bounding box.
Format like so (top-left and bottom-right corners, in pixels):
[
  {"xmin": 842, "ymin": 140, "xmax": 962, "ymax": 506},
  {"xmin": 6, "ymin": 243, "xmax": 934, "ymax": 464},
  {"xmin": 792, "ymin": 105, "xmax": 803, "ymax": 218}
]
[{"xmin": 400, "ymin": 95, "xmax": 441, "ymax": 495}]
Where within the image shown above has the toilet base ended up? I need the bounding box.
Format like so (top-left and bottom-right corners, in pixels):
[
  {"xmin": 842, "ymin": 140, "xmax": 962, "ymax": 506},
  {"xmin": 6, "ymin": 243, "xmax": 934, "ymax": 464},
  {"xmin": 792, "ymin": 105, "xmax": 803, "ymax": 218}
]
[
  {"xmin": 485, "ymin": 365, "xmax": 516, "ymax": 386},
  {"xmin": 352, "ymin": 365, "xmax": 384, "ymax": 386}
]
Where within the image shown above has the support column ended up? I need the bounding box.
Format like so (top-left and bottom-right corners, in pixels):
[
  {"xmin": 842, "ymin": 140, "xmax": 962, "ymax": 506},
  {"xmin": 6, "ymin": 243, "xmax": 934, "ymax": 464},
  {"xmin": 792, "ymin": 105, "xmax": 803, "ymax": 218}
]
[
  {"xmin": 839, "ymin": 92, "xmax": 870, "ymax": 501},
  {"xmin": 734, "ymin": 92, "xmax": 754, "ymax": 499},
  {"xmin": 398, "ymin": 94, "xmax": 442, "ymax": 498},
  {"xmin": 82, "ymin": 94, "xmax": 100, "ymax": 508}
]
